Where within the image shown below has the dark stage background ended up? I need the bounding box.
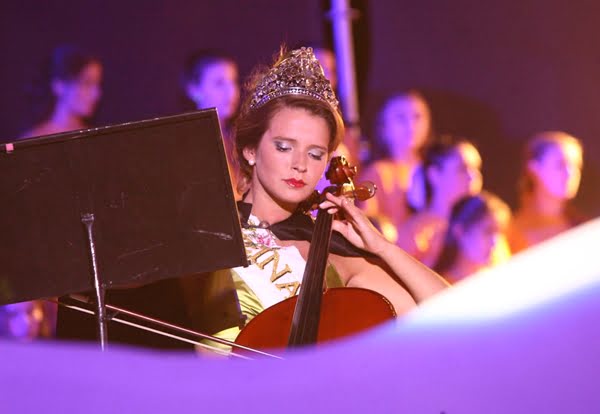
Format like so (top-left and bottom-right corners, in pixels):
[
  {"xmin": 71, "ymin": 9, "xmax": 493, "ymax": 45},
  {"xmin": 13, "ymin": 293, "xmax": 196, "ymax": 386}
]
[{"xmin": 1, "ymin": 0, "xmax": 598, "ymax": 215}]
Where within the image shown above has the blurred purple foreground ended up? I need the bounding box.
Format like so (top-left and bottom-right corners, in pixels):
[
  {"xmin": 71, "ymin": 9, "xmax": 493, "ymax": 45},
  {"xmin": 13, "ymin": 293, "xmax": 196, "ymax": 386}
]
[{"xmin": 2, "ymin": 219, "xmax": 599, "ymax": 413}]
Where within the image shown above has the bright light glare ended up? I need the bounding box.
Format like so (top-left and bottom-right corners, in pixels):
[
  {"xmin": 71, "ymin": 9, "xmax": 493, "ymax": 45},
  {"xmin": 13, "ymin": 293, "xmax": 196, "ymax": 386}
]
[{"xmin": 405, "ymin": 218, "xmax": 600, "ymax": 325}]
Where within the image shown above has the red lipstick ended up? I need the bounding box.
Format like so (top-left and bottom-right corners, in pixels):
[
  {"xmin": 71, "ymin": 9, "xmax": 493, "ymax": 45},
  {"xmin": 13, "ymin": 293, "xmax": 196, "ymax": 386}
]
[{"xmin": 284, "ymin": 178, "xmax": 306, "ymax": 188}]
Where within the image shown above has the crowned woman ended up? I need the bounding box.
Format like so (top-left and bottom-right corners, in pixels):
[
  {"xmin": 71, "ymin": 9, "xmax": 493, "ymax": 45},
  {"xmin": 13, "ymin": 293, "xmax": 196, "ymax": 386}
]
[{"xmin": 197, "ymin": 47, "xmax": 448, "ymax": 353}]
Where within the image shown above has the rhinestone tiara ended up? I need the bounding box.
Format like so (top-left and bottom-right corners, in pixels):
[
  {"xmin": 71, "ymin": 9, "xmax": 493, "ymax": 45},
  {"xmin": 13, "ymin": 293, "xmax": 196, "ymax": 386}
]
[{"xmin": 249, "ymin": 47, "xmax": 339, "ymax": 111}]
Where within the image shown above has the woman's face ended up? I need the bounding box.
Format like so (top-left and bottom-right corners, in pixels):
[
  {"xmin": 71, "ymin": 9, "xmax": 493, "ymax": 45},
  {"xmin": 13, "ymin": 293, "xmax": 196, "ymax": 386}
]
[
  {"xmin": 379, "ymin": 95, "xmax": 430, "ymax": 159},
  {"xmin": 457, "ymin": 213, "xmax": 503, "ymax": 266},
  {"xmin": 187, "ymin": 60, "xmax": 240, "ymax": 121},
  {"xmin": 55, "ymin": 61, "xmax": 103, "ymax": 118},
  {"xmin": 529, "ymin": 142, "xmax": 582, "ymax": 200},
  {"xmin": 431, "ymin": 143, "xmax": 482, "ymax": 206},
  {"xmin": 244, "ymin": 106, "xmax": 330, "ymax": 211}
]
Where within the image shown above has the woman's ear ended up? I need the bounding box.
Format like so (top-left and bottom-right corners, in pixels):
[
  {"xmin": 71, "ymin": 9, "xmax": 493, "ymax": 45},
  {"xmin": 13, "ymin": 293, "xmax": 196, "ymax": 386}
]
[{"xmin": 243, "ymin": 147, "xmax": 256, "ymax": 165}]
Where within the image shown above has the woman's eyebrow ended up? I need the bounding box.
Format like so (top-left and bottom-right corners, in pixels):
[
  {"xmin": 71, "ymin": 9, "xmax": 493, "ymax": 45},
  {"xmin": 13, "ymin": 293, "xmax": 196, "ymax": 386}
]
[{"xmin": 272, "ymin": 136, "xmax": 296, "ymax": 143}]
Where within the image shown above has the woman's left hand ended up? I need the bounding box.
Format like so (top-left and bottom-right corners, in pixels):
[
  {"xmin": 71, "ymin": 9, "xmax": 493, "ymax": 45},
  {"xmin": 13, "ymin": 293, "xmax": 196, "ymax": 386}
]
[{"xmin": 320, "ymin": 192, "xmax": 389, "ymax": 257}]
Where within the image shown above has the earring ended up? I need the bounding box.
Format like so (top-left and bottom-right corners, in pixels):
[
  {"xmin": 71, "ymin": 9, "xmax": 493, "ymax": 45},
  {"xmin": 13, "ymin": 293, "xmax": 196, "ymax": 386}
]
[{"xmin": 248, "ymin": 159, "xmax": 255, "ymax": 166}]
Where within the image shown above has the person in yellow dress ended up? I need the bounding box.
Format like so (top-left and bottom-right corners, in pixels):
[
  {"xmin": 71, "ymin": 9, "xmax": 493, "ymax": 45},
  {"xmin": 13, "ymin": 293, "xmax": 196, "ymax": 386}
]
[
  {"xmin": 359, "ymin": 91, "xmax": 433, "ymax": 241},
  {"xmin": 509, "ymin": 131, "xmax": 586, "ymax": 253}
]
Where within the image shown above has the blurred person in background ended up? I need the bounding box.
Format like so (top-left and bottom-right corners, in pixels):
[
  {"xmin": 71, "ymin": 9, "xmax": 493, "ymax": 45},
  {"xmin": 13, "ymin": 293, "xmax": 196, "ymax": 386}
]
[
  {"xmin": 509, "ymin": 131, "xmax": 586, "ymax": 253},
  {"xmin": 359, "ymin": 90, "xmax": 432, "ymax": 241},
  {"xmin": 182, "ymin": 49, "xmax": 240, "ymax": 194},
  {"xmin": 21, "ymin": 45, "xmax": 102, "ymax": 139},
  {"xmin": 434, "ymin": 192, "xmax": 511, "ymax": 284},
  {"xmin": 0, "ymin": 302, "xmax": 46, "ymax": 341},
  {"xmin": 7, "ymin": 45, "xmax": 103, "ymax": 341},
  {"xmin": 396, "ymin": 135, "xmax": 483, "ymax": 267}
]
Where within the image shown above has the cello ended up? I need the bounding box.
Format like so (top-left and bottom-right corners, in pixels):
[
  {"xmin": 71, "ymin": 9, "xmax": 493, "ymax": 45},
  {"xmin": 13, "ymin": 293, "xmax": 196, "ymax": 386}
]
[{"xmin": 235, "ymin": 156, "xmax": 396, "ymax": 353}]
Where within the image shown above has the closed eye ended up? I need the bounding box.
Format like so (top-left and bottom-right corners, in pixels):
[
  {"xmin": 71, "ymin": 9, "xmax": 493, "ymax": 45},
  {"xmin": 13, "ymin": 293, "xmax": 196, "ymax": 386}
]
[
  {"xmin": 308, "ymin": 150, "xmax": 326, "ymax": 161},
  {"xmin": 275, "ymin": 141, "xmax": 292, "ymax": 152}
]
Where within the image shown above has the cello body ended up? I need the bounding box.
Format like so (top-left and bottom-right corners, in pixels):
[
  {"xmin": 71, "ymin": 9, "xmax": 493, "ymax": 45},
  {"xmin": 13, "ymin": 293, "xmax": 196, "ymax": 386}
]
[{"xmin": 235, "ymin": 287, "xmax": 395, "ymax": 353}]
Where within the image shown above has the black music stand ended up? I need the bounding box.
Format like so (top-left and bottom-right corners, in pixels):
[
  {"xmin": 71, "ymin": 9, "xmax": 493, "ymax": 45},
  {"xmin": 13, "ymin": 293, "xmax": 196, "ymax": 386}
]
[{"xmin": 0, "ymin": 110, "xmax": 247, "ymax": 349}]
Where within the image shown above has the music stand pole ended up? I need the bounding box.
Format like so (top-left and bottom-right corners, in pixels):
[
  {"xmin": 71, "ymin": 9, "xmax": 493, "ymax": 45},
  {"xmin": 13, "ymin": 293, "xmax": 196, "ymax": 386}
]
[{"xmin": 81, "ymin": 213, "xmax": 107, "ymax": 350}]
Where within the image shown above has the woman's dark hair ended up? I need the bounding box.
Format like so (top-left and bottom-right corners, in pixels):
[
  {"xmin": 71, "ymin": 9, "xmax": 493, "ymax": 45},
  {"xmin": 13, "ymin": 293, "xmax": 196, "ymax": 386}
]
[
  {"xmin": 234, "ymin": 48, "xmax": 344, "ymax": 194},
  {"xmin": 408, "ymin": 135, "xmax": 477, "ymax": 211},
  {"xmin": 181, "ymin": 49, "xmax": 238, "ymax": 119},
  {"xmin": 27, "ymin": 45, "xmax": 99, "ymax": 125},
  {"xmin": 433, "ymin": 191, "xmax": 510, "ymax": 275},
  {"xmin": 182, "ymin": 49, "xmax": 236, "ymax": 89}
]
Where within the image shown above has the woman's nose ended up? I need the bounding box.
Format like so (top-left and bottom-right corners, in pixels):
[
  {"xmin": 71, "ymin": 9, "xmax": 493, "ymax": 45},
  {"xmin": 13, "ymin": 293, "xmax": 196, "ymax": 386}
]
[{"xmin": 292, "ymin": 153, "xmax": 308, "ymax": 172}]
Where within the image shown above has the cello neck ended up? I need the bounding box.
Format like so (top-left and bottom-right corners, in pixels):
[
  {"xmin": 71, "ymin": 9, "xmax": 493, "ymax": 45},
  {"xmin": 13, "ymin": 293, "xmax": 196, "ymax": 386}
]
[{"xmin": 287, "ymin": 208, "xmax": 333, "ymax": 347}]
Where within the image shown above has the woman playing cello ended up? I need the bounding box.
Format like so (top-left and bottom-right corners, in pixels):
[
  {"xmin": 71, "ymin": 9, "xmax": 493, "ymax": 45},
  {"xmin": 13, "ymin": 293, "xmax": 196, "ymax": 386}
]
[{"xmin": 207, "ymin": 47, "xmax": 448, "ymax": 352}]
